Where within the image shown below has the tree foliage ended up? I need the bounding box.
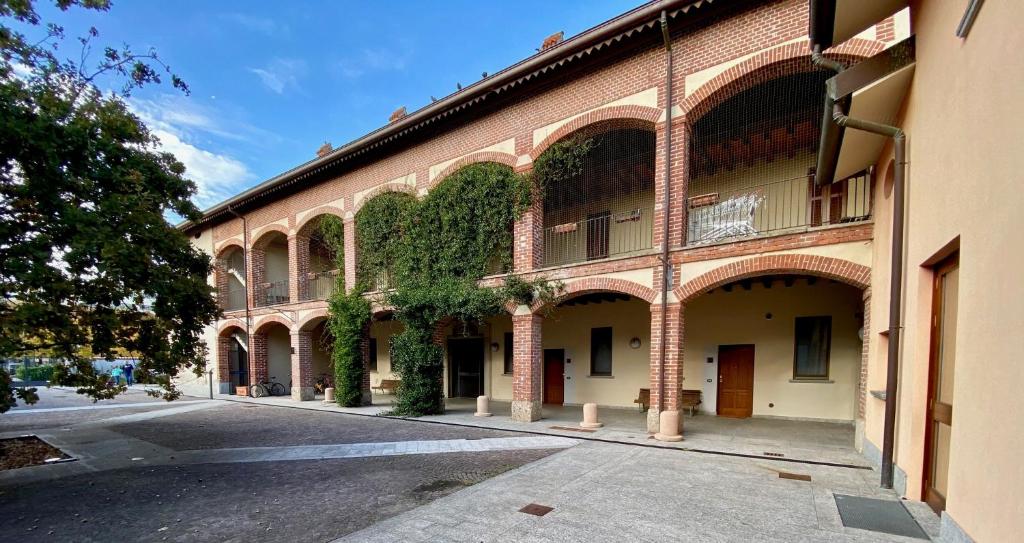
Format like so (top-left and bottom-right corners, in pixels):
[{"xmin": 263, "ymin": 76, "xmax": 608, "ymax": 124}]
[{"xmin": 0, "ymin": 1, "xmax": 218, "ymax": 411}]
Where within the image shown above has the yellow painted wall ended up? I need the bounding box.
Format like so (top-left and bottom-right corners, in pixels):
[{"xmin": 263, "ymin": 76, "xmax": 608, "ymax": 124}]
[
  {"xmin": 368, "ymin": 320, "xmax": 404, "ymax": 387},
  {"xmin": 265, "ymin": 242, "xmax": 289, "ymax": 283},
  {"xmin": 685, "ymin": 279, "xmax": 864, "ymax": 421},
  {"xmin": 486, "ymin": 315, "xmax": 514, "ymax": 401},
  {"xmin": 266, "ymin": 326, "xmax": 292, "ymax": 390},
  {"xmin": 541, "ymin": 297, "xmax": 651, "ymax": 407},
  {"xmin": 543, "ymin": 191, "xmax": 655, "ymax": 266},
  {"xmin": 862, "ymin": 2, "xmax": 1024, "ymax": 539}
]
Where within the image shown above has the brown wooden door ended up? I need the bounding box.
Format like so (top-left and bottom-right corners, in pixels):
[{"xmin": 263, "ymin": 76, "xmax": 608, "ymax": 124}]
[
  {"xmin": 717, "ymin": 345, "xmax": 754, "ymax": 418},
  {"xmin": 543, "ymin": 349, "xmax": 564, "ymax": 405},
  {"xmin": 923, "ymin": 253, "xmax": 959, "ymax": 513}
]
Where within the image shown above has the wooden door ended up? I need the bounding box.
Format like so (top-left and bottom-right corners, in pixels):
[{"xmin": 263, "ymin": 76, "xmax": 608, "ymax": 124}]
[
  {"xmin": 717, "ymin": 345, "xmax": 755, "ymax": 418},
  {"xmin": 586, "ymin": 211, "xmax": 610, "ymax": 260},
  {"xmin": 543, "ymin": 349, "xmax": 564, "ymax": 405},
  {"xmin": 923, "ymin": 253, "xmax": 959, "ymax": 513}
]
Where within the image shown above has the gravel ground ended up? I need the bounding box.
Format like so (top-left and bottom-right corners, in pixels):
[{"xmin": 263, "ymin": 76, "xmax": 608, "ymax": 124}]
[{"xmin": 108, "ymin": 402, "xmax": 522, "ymax": 450}]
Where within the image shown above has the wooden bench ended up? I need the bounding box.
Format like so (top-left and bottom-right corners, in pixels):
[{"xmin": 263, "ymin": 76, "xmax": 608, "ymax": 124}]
[
  {"xmin": 373, "ymin": 379, "xmax": 400, "ymax": 395},
  {"xmin": 634, "ymin": 388, "xmax": 650, "ymax": 412},
  {"xmin": 682, "ymin": 389, "xmax": 702, "ymax": 416}
]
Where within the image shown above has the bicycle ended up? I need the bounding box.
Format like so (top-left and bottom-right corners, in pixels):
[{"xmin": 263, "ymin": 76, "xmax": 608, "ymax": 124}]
[{"xmin": 250, "ymin": 376, "xmax": 287, "ymax": 398}]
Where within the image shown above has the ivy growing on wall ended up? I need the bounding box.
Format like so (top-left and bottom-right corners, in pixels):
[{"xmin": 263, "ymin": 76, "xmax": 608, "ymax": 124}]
[{"xmin": 354, "ymin": 191, "xmax": 417, "ymax": 288}]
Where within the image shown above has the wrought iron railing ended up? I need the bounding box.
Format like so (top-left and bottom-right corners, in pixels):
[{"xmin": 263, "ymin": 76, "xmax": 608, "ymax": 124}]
[
  {"xmin": 222, "ymin": 287, "xmax": 247, "ymax": 311},
  {"xmin": 256, "ymin": 279, "xmax": 290, "ymax": 307},
  {"xmin": 685, "ymin": 173, "xmax": 871, "ymax": 246},
  {"xmin": 542, "ymin": 206, "xmax": 654, "ymax": 267},
  {"xmin": 302, "ymin": 270, "xmax": 339, "ymax": 301},
  {"xmin": 372, "ymin": 269, "xmax": 393, "ymax": 292}
]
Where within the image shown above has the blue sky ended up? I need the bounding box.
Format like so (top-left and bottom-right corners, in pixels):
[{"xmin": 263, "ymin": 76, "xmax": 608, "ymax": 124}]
[{"xmin": 32, "ymin": 0, "xmax": 641, "ymax": 211}]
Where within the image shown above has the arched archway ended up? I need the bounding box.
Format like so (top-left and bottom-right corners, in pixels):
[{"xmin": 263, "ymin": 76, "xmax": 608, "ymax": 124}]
[
  {"xmin": 675, "ymin": 254, "xmax": 870, "ymax": 303},
  {"xmin": 251, "ymin": 228, "xmax": 291, "ymax": 307},
  {"xmin": 535, "ymin": 119, "xmax": 658, "ymax": 267},
  {"xmin": 354, "ymin": 190, "xmax": 417, "ymax": 291},
  {"xmin": 217, "ymin": 325, "xmax": 249, "ymax": 393},
  {"xmin": 295, "ymin": 214, "xmax": 344, "ymax": 301},
  {"xmin": 215, "ymin": 244, "xmax": 246, "ymax": 312},
  {"xmin": 251, "ymin": 318, "xmax": 293, "ymax": 394}
]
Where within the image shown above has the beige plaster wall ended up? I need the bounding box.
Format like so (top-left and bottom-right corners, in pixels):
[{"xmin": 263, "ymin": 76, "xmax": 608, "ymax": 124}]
[
  {"xmin": 486, "ymin": 315, "xmax": 514, "ymax": 401},
  {"xmin": 368, "ymin": 320, "xmax": 404, "ymax": 387},
  {"xmin": 266, "ymin": 326, "xmax": 292, "ymax": 391},
  {"xmin": 684, "ymin": 279, "xmax": 864, "ymax": 421},
  {"xmin": 678, "ymin": 240, "xmax": 874, "ymax": 285},
  {"xmin": 861, "ymin": 2, "xmax": 1024, "ymax": 539},
  {"xmin": 541, "ymin": 297, "xmax": 651, "ymax": 407},
  {"xmin": 265, "ymin": 244, "xmax": 289, "ymax": 283}
]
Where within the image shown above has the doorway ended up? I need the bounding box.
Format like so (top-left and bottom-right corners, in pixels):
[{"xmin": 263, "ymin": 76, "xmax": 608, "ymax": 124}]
[
  {"xmin": 717, "ymin": 344, "xmax": 754, "ymax": 418},
  {"xmin": 543, "ymin": 349, "xmax": 565, "ymax": 405},
  {"xmin": 923, "ymin": 252, "xmax": 959, "ymax": 513},
  {"xmin": 447, "ymin": 337, "xmax": 484, "ymax": 398},
  {"xmin": 228, "ymin": 338, "xmax": 248, "ymax": 391}
]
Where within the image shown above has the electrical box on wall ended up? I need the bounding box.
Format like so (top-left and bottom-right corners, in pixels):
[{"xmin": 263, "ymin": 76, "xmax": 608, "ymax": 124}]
[{"xmin": 702, "ymin": 350, "xmax": 718, "ymax": 414}]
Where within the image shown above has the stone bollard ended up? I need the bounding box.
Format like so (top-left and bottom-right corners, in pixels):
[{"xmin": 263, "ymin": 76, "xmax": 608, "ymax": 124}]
[
  {"xmin": 323, "ymin": 387, "xmax": 335, "ymax": 405},
  {"xmin": 580, "ymin": 402, "xmax": 603, "ymax": 428},
  {"xmin": 654, "ymin": 410, "xmax": 683, "ymax": 442},
  {"xmin": 475, "ymin": 395, "xmax": 492, "ymax": 417}
]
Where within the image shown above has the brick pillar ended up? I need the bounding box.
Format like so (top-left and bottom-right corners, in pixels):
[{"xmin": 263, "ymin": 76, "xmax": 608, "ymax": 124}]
[
  {"xmin": 250, "ymin": 246, "xmax": 266, "ymax": 307},
  {"xmin": 511, "ymin": 310, "xmax": 543, "ymax": 422},
  {"xmin": 653, "ymin": 120, "xmax": 689, "ymax": 250},
  {"xmin": 216, "ymin": 335, "xmax": 231, "ymax": 385},
  {"xmin": 290, "ymin": 330, "xmax": 314, "ymax": 401},
  {"xmin": 513, "ymin": 197, "xmax": 543, "ymax": 273},
  {"xmin": 215, "ymin": 256, "xmax": 229, "ymax": 311},
  {"xmin": 648, "ymin": 302, "xmax": 683, "ymax": 433},
  {"xmin": 250, "ymin": 332, "xmax": 269, "ymax": 386},
  {"xmin": 292, "ymin": 234, "xmax": 311, "ymax": 302},
  {"xmin": 855, "ymin": 288, "xmax": 871, "ymax": 452},
  {"xmin": 343, "ymin": 218, "xmax": 357, "ymax": 293}
]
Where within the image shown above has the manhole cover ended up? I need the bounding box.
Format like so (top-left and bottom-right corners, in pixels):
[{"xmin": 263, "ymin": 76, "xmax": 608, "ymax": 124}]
[
  {"xmin": 519, "ymin": 503, "xmax": 553, "ymax": 517},
  {"xmin": 834, "ymin": 494, "xmax": 927, "ymax": 539}
]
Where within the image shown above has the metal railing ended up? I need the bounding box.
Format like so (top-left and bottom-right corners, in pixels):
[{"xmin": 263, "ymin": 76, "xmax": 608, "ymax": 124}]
[
  {"xmin": 542, "ymin": 206, "xmax": 654, "ymax": 267},
  {"xmin": 302, "ymin": 270, "xmax": 339, "ymax": 301},
  {"xmin": 372, "ymin": 269, "xmax": 393, "ymax": 292},
  {"xmin": 686, "ymin": 173, "xmax": 871, "ymax": 246},
  {"xmin": 221, "ymin": 287, "xmax": 247, "ymax": 312},
  {"xmin": 256, "ymin": 279, "xmax": 290, "ymax": 307}
]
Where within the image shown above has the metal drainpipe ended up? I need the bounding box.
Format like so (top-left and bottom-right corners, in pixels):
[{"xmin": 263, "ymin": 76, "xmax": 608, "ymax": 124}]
[
  {"xmin": 226, "ymin": 206, "xmax": 252, "ymax": 389},
  {"xmin": 811, "ymin": 45, "xmax": 846, "ymax": 73},
  {"xmin": 658, "ymin": 11, "xmax": 673, "ymax": 417},
  {"xmin": 831, "ymin": 103, "xmax": 906, "ymax": 489}
]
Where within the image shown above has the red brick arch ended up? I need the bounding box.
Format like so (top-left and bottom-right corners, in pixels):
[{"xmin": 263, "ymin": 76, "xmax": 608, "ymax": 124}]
[
  {"xmin": 530, "ymin": 104, "xmax": 662, "ymax": 161},
  {"xmin": 674, "ymin": 254, "xmax": 870, "ymax": 304},
  {"xmin": 531, "ymin": 277, "xmax": 656, "ymax": 314},
  {"xmin": 295, "ymin": 206, "xmax": 346, "ymax": 236},
  {"xmin": 214, "ymin": 240, "xmax": 244, "ymax": 259},
  {"xmin": 250, "ymin": 223, "xmax": 289, "ymax": 249},
  {"xmin": 253, "ymin": 314, "xmax": 294, "ymax": 335},
  {"xmin": 297, "ymin": 309, "xmax": 330, "ymax": 332},
  {"xmin": 217, "ymin": 319, "xmax": 247, "ymax": 336},
  {"xmin": 679, "ymin": 38, "xmax": 885, "ymax": 123},
  {"xmin": 429, "ymin": 151, "xmax": 519, "ymax": 191},
  {"xmin": 352, "ymin": 182, "xmax": 418, "ymax": 215}
]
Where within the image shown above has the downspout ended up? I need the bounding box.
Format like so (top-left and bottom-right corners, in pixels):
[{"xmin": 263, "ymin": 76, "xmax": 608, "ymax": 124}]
[
  {"xmin": 831, "ymin": 103, "xmax": 906, "ymax": 489},
  {"xmin": 226, "ymin": 206, "xmax": 252, "ymax": 388},
  {"xmin": 658, "ymin": 10, "xmax": 673, "ymax": 418},
  {"xmin": 811, "ymin": 45, "xmax": 846, "ymax": 73}
]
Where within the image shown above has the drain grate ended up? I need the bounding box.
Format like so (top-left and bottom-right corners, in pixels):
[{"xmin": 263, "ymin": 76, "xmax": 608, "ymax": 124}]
[
  {"xmin": 519, "ymin": 503, "xmax": 554, "ymax": 517},
  {"xmin": 549, "ymin": 426, "xmax": 597, "ymax": 433},
  {"xmin": 778, "ymin": 472, "xmax": 811, "ymax": 482},
  {"xmin": 764, "ymin": 451, "xmax": 785, "ymax": 457},
  {"xmin": 834, "ymin": 494, "xmax": 928, "ymax": 540}
]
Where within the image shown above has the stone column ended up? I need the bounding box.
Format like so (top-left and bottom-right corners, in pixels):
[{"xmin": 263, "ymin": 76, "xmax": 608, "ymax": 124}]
[
  {"xmin": 290, "ymin": 330, "xmax": 314, "ymax": 401},
  {"xmin": 511, "ymin": 310, "xmax": 543, "ymax": 422},
  {"xmin": 343, "ymin": 217, "xmax": 358, "ymax": 293},
  {"xmin": 647, "ymin": 302, "xmax": 683, "ymax": 434}
]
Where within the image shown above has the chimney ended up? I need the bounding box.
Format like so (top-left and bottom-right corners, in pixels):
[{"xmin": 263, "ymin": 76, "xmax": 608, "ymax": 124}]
[
  {"xmin": 541, "ymin": 31, "xmax": 564, "ymax": 51},
  {"xmin": 316, "ymin": 142, "xmax": 332, "ymax": 158},
  {"xmin": 389, "ymin": 106, "xmax": 407, "ymax": 123}
]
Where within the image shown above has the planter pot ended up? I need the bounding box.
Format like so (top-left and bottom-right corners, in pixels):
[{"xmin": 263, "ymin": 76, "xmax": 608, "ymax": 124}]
[{"xmin": 236, "ymin": 386, "xmax": 249, "ymax": 397}]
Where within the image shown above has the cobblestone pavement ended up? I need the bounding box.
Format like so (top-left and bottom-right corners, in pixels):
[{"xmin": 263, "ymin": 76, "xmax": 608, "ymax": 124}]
[{"xmin": 0, "ymin": 400, "xmax": 564, "ymax": 542}]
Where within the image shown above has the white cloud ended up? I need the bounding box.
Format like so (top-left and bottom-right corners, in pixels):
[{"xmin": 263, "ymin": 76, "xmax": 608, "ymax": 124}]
[{"xmin": 248, "ymin": 58, "xmax": 307, "ymax": 94}]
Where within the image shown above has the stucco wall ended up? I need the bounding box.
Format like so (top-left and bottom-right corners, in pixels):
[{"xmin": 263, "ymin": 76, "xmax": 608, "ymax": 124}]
[
  {"xmin": 368, "ymin": 320, "xmax": 404, "ymax": 388},
  {"xmin": 862, "ymin": 2, "xmax": 1024, "ymax": 540},
  {"xmin": 684, "ymin": 279, "xmax": 863, "ymax": 421},
  {"xmin": 266, "ymin": 326, "xmax": 291, "ymax": 391}
]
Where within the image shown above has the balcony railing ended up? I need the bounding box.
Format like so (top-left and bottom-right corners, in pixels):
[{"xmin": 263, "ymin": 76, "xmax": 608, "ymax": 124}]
[
  {"xmin": 222, "ymin": 286, "xmax": 247, "ymax": 312},
  {"xmin": 256, "ymin": 279, "xmax": 290, "ymax": 307},
  {"xmin": 302, "ymin": 270, "xmax": 339, "ymax": 301},
  {"xmin": 543, "ymin": 206, "xmax": 654, "ymax": 267},
  {"xmin": 686, "ymin": 173, "xmax": 871, "ymax": 246}
]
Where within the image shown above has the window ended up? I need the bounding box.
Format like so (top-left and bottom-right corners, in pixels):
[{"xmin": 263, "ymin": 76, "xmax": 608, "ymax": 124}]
[
  {"xmin": 590, "ymin": 327, "xmax": 613, "ymax": 376},
  {"xmin": 503, "ymin": 332, "xmax": 513, "ymax": 375},
  {"xmin": 793, "ymin": 316, "xmax": 831, "ymax": 379},
  {"xmin": 369, "ymin": 338, "xmax": 378, "ymax": 372}
]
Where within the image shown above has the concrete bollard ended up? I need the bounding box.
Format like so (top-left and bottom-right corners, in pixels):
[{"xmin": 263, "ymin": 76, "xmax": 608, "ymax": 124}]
[
  {"xmin": 323, "ymin": 387, "xmax": 335, "ymax": 405},
  {"xmin": 475, "ymin": 395, "xmax": 492, "ymax": 417},
  {"xmin": 580, "ymin": 402, "xmax": 603, "ymax": 428},
  {"xmin": 654, "ymin": 410, "xmax": 683, "ymax": 442}
]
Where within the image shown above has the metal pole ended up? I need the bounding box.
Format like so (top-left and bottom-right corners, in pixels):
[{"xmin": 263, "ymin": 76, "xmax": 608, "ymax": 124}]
[{"xmin": 208, "ymin": 370, "xmax": 213, "ymax": 399}]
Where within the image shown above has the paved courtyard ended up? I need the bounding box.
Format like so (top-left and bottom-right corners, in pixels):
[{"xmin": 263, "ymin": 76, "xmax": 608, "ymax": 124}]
[{"xmin": 0, "ymin": 389, "xmax": 939, "ymax": 542}]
